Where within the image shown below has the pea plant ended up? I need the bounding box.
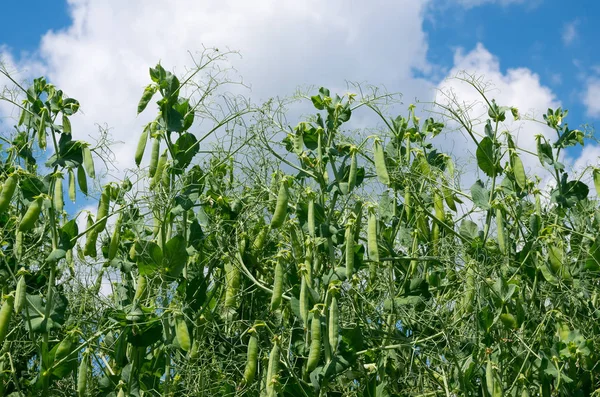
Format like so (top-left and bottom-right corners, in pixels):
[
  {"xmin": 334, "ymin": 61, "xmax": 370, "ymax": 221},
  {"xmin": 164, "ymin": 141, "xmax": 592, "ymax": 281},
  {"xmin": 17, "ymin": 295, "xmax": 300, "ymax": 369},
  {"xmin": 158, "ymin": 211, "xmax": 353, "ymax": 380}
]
[{"xmin": 0, "ymin": 54, "xmax": 598, "ymax": 397}]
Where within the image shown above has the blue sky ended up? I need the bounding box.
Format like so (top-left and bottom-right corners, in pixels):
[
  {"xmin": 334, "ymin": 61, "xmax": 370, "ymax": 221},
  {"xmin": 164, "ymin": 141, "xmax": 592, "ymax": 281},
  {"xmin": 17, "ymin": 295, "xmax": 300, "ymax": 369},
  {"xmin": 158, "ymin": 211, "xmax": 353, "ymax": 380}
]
[{"xmin": 0, "ymin": 0, "xmax": 598, "ymax": 182}]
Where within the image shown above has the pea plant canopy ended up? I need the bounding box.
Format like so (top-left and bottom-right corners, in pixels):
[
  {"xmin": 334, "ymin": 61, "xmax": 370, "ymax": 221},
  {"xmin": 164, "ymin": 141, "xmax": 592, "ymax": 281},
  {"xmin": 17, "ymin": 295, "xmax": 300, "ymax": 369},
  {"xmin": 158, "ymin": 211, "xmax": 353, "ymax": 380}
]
[{"xmin": 0, "ymin": 49, "xmax": 598, "ymax": 396}]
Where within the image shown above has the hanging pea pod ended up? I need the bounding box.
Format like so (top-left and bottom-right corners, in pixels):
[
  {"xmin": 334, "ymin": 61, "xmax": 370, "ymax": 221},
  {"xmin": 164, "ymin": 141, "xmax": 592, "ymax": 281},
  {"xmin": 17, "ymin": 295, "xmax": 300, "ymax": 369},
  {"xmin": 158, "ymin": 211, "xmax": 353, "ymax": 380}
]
[
  {"xmin": 367, "ymin": 209, "xmax": 379, "ymax": 281},
  {"xmin": 0, "ymin": 295, "xmax": 14, "ymax": 347},
  {"xmin": 270, "ymin": 179, "xmax": 289, "ymax": 229},
  {"xmin": 38, "ymin": 109, "xmax": 47, "ymax": 150},
  {"xmin": 53, "ymin": 176, "xmax": 64, "ymax": 213},
  {"xmin": 292, "ymin": 126, "xmax": 304, "ymax": 155},
  {"xmin": 83, "ymin": 146, "xmax": 95, "ymax": 179},
  {"xmin": 95, "ymin": 185, "xmax": 111, "ymax": 234},
  {"xmin": 108, "ymin": 212, "xmax": 122, "ymax": 261},
  {"xmin": 151, "ymin": 149, "xmax": 168, "ymax": 189},
  {"xmin": 266, "ymin": 341, "xmax": 281, "ymax": 397},
  {"xmin": 496, "ymin": 207, "xmax": 506, "ymax": 255},
  {"xmin": 175, "ymin": 316, "xmax": 191, "ymax": 351},
  {"xmin": 345, "ymin": 220, "xmax": 355, "ymax": 277},
  {"xmin": 242, "ymin": 331, "xmax": 259, "ymax": 386},
  {"xmin": 0, "ymin": 175, "xmax": 17, "ymax": 213},
  {"xmin": 77, "ymin": 165, "xmax": 88, "ymax": 196},
  {"xmin": 149, "ymin": 138, "xmax": 160, "ymax": 177},
  {"xmin": 348, "ymin": 148, "xmax": 358, "ymax": 192},
  {"xmin": 328, "ymin": 297, "xmax": 339, "ymax": 354},
  {"xmin": 134, "ymin": 274, "xmax": 147, "ymax": 303},
  {"xmin": 252, "ymin": 225, "xmax": 269, "ymax": 253},
  {"xmin": 68, "ymin": 168, "xmax": 76, "ymax": 202},
  {"xmin": 77, "ymin": 352, "xmax": 89, "ymax": 397},
  {"xmin": 442, "ymin": 186, "xmax": 457, "ymax": 212},
  {"xmin": 270, "ymin": 259, "xmax": 284, "ymax": 311},
  {"xmin": 299, "ymin": 276, "xmax": 309, "ymax": 327},
  {"xmin": 224, "ymin": 260, "xmax": 241, "ymax": 310},
  {"xmin": 14, "ymin": 231, "xmax": 23, "ymax": 262},
  {"xmin": 19, "ymin": 197, "xmax": 43, "ymax": 232},
  {"xmin": 135, "ymin": 126, "xmax": 149, "ymax": 167},
  {"xmin": 14, "ymin": 275, "xmax": 26, "ymax": 314},
  {"xmin": 373, "ymin": 138, "xmax": 390, "ymax": 185},
  {"xmin": 307, "ymin": 193, "xmax": 316, "ymax": 238},
  {"xmin": 304, "ymin": 239, "xmax": 313, "ymax": 288},
  {"xmin": 511, "ymin": 151, "xmax": 526, "ymax": 189},
  {"xmin": 306, "ymin": 311, "xmax": 322, "ymax": 374},
  {"xmin": 83, "ymin": 214, "xmax": 98, "ymax": 258}
]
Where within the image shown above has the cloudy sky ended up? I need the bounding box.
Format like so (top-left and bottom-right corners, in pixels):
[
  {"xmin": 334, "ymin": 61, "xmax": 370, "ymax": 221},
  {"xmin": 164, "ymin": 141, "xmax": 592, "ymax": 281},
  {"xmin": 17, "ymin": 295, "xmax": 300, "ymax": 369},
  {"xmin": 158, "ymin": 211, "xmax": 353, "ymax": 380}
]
[{"xmin": 0, "ymin": 0, "xmax": 598, "ymax": 180}]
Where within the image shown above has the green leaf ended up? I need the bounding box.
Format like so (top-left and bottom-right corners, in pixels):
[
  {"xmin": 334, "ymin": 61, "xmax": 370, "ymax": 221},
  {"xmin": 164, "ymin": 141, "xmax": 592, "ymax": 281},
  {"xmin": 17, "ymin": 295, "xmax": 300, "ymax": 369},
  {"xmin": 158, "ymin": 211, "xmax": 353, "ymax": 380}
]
[
  {"xmin": 58, "ymin": 219, "xmax": 79, "ymax": 250},
  {"xmin": 536, "ymin": 135, "xmax": 554, "ymax": 166},
  {"xmin": 24, "ymin": 293, "xmax": 68, "ymax": 333},
  {"xmin": 135, "ymin": 240, "xmax": 163, "ymax": 276},
  {"xmin": 459, "ymin": 220, "xmax": 479, "ymax": 240},
  {"xmin": 476, "ymin": 137, "xmax": 501, "ymax": 177},
  {"xmin": 46, "ymin": 249, "xmax": 66, "ymax": 263},
  {"xmin": 585, "ymin": 239, "xmax": 600, "ymax": 271},
  {"xmin": 173, "ymin": 132, "xmax": 199, "ymax": 172},
  {"xmin": 163, "ymin": 234, "xmax": 188, "ymax": 278},
  {"xmin": 470, "ymin": 180, "xmax": 490, "ymax": 209}
]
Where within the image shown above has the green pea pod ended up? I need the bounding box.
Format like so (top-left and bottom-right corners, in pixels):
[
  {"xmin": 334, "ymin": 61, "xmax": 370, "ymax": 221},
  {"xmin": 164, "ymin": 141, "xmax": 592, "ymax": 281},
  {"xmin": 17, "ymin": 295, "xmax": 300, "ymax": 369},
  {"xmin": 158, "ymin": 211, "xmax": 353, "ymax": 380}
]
[
  {"xmin": 77, "ymin": 165, "xmax": 88, "ymax": 196},
  {"xmin": 306, "ymin": 313, "xmax": 321, "ymax": 374},
  {"xmin": 53, "ymin": 176, "xmax": 64, "ymax": 213},
  {"xmin": 38, "ymin": 110, "xmax": 47, "ymax": 150},
  {"xmin": 224, "ymin": 261, "xmax": 241, "ymax": 309},
  {"xmin": 108, "ymin": 213, "xmax": 122, "ymax": 260},
  {"xmin": 486, "ymin": 359, "xmax": 495, "ymax": 396},
  {"xmin": 55, "ymin": 334, "xmax": 76, "ymax": 362},
  {"xmin": 270, "ymin": 261, "xmax": 283, "ymax": 311},
  {"xmin": 304, "ymin": 239, "xmax": 313, "ymax": 288},
  {"xmin": 307, "ymin": 197, "xmax": 315, "ymax": 238},
  {"xmin": 83, "ymin": 146, "xmax": 95, "ymax": 179},
  {"xmin": 270, "ymin": 180, "xmax": 289, "ymax": 229},
  {"xmin": 95, "ymin": 185, "xmax": 111, "ymax": 234},
  {"xmin": 496, "ymin": 208, "xmax": 506, "ymax": 254},
  {"xmin": 328, "ymin": 297, "xmax": 339, "ymax": 354},
  {"xmin": 348, "ymin": 150, "xmax": 357, "ymax": 191},
  {"xmin": 266, "ymin": 342, "xmax": 280, "ymax": 397},
  {"xmin": 299, "ymin": 277, "xmax": 309, "ymax": 327},
  {"xmin": 77, "ymin": 354, "xmax": 88, "ymax": 396},
  {"xmin": 151, "ymin": 150, "xmax": 167, "ymax": 188},
  {"xmin": 373, "ymin": 138, "xmax": 390, "ymax": 185},
  {"xmin": 135, "ymin": 127, "xmax": 149, "ymax": 167},
  {"xmin": 367, "ymin": 210, "xmax": 379, "ymax": 280},
  {"xmin": 149, "ymin": 138, "xmax": 160, "ymax": 177},
  {"xmin": 252, "ymin": 226, "xmax": 269, "ymax": 253},
  {"xmin": 511, "ymin": 152, "xmax": 526, "ymax": 189},
  {"xmin": 14, "ymin": 276, "xmax": 26, "ymax": 314},
  {"xmin": 68, "ymin": 168, "xmax": 76, "ymax": 202},
  {"xmin": 19, "ymin": 197, "xmax": 43, "ymax": 232},
  {"xmin": 345, "ymin": 221, "xmax": 355, "ymax": 277},
  {"xmin": 134, "ymin": 274, "xmax": 147, "ymax": 302},
  {"xmin": 0, "ymin": 296, "xmax": 14, "ymax": 346},
  {"xmin": 175, "ymin": 316, "xmax": 191, "ymax": 351},
  {"xmin": 14, "ymin": 231, "xmax": 23, "ymax": 261},
  {"xmin": 0, "ymin": 175, "xmax": 17, "ymax": 213},
  {"xmin": 243, "ymin": 333, "xmax": 259, "ymax": 385}
]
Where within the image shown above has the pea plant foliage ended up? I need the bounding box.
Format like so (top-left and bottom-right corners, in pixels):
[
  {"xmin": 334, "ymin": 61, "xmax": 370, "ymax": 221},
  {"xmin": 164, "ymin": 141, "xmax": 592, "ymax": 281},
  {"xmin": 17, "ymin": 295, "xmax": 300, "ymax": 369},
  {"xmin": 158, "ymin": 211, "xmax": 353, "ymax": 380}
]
[{"xmin": 0, "ymin": 50, "xmax": 598, "ymax": 397}]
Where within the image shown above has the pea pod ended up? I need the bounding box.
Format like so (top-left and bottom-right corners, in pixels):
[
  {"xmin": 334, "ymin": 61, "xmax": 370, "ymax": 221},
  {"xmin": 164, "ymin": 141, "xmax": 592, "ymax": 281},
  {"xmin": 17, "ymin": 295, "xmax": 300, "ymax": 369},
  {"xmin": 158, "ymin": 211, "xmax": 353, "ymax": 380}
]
[
  {"xmin": 19, "ymin": 197, "xmax": 43, "ymax": 232},
  {"xmin": 83, "ymin": 146, "xmax": 95, "ymax": 179},
  {"xmin": 497, "ymin": 208, "xmax": 506, "ymax": 254},
  {"xmin": 175, "ymin": 316, "xmax": 191, "ymax": 351},
  {"xmin": 252, "ymin": 226, "xmax": 269, "ymax": 253},
  {"xmin": 367, "ymin": 210, "xmax": 379, "ymax": 280},
  {"xmin": 348, "ymin": 149, "xmax": 357, "ymax": 191},
  {"xmin": 14, "ymin": 231, "xmax": 23, "ymax": 261},
  {"xmin": 134, "ymin": 274, "xmax": 147, "ymax": 303},
  {"xmin": 224, "ymin": 260, "xmax": 241, "ymax": 309},
  {"xmin": 270, "ymin": 179, "xmax": 289, "ymax": 229},
  {"xmin": 149, "ymin": 138, "xmax": 160, "ymax": 177},
  {"xmin": 38, "ymin": 109, "xmax": 47, "ymax": 150},
  {"xmin": 486, "ymin": 359, "xmax": 495, "ymax": 397},
  {"xmin": 304, "ymin": 239, "xmax": 313, "ymax": 288},
  {"xmin": 345, "ymin": 220, "xmax": 355, "ymax": 277},
  {"xmin": 108, "ymin": 213, "xmax": 122, "ymax": 260},
  {"xmin": 299, "ymin": 277, "xmax": 309, "ymax": 327},
  {"xmin": 0, "ymin": 175, "xmax": 17, "ymax": 213},
  {"xmin": 77, "ymin": 354, "xmax": 88, "ymax": 396},
  {"xmin": 266, "ymin": 342, "xmax": 281, "ymax": 397},
  {"xmin": 373, "ymin": 138, "xmax": 390, "ymax": 185},
  {"xmin": 14, "ymin": 275, "xmax": 26, "ymax": 314},
  {"xmin": 511, "ymin": 152, "xmax": 526, "ymax": 189},
  {"xmin": 306, "ymin": 312, "xmax": 321, "ymax": 374},
  {"xmin": 55, "ymin": 333, "xmax": 77, "ymax": 362},
  {"xmin": 292, "ymin": 129, "xmax": 304, "ymax": 155},
  {"xmin": 243, "ymin": 332, "xmax": 259, "ymax": 385},
  {"xmin": 83, "ymin": 214, "xmax": 98, "ymax": 258},
  {"xmin": 77, "ymin": 165, "xmax": 88, "ymax": 195},
  {"xmin": 328, "ymin": 297, "xmax": 339, "ymax": 354},
  {"xmin": 151, "ymin": 149, "xmax": 168, "ymax": 188},
  {"xmin": 68, "ymin": 168, "xmax": 76, "ymax": 202},
  {"xmin": 307, "ymin": 196, "xmax": 315, "ymax": 238},
  {"xmin": 53, "ymin": 176, "xmax": 64, "ymax": 213},
  {"xmin": 95, "ymin": 185, "xmax": 111, "ymax": 234},
  {"xmin": 135, "ymin": 127, "xmax": 149, "ymax": 167},
  {"xmin": 270, "ymin": 260, "xmax": 284, "ymax": 311},
  {"xmin": 0, "ymin": 296, "xmax": 14, "ymax": 346}
]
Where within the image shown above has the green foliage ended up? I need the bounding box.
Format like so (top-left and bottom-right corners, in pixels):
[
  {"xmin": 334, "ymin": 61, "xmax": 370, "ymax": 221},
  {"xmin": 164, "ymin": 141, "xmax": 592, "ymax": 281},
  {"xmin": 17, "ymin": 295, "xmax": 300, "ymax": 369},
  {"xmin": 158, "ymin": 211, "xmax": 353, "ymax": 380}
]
[{"xmin": 0, "ymin": 52, "xmax": 598, "ymax": 397}]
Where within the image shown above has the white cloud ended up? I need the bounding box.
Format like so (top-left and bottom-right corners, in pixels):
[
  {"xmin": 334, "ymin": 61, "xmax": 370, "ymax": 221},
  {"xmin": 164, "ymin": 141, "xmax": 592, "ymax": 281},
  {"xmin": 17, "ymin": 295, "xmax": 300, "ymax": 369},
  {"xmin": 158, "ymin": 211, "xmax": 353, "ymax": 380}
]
[
  {"xmin": 583, "ymin": 78, "xmax": 600, "ymax": 118},
  {"xmin": 434, "ymin": 43, "xmax": 560, "ymax": 188},
  {"xmin": 450, "ymin": 0, "xmax": 528, "ymax": 9},
  {"xmin": 562, "ymin": 21, "xmax": 578, "ymax": 46}
]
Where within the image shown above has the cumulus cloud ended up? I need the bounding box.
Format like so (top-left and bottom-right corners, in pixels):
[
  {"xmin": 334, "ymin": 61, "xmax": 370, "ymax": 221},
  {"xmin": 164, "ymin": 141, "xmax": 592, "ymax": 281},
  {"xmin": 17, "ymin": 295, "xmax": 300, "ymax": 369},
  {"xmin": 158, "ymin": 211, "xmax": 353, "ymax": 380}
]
[
  {"xmin": 583, "ymin": 78, "xmax": 600, "ymax": 118},
  {"xmin": 434, "ymin": 43, "xmax": 560, "ymax": 187}
]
